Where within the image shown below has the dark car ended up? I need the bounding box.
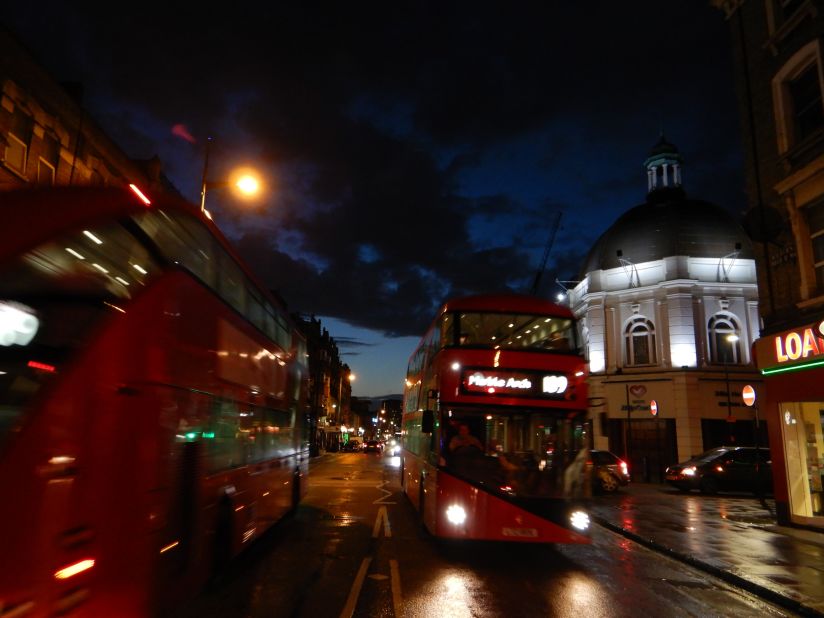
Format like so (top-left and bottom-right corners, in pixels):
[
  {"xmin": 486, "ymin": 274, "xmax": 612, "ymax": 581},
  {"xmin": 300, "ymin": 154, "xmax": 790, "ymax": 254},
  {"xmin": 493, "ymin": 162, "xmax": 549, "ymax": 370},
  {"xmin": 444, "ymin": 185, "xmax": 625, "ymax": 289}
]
[
  {"xmin": 591, "ymin": 449, "xmax": 630, "ymax": 493},
  {"xmin": 363, "ymin": 440, "xmax": 382, "ymax": 453},
  {"xmin": 665, "ymin": 446, "xmax": 772, "ymax": 494},
  {"xmin": 342, "ymin": 440, "xmax": 361, "ymax": 452}
]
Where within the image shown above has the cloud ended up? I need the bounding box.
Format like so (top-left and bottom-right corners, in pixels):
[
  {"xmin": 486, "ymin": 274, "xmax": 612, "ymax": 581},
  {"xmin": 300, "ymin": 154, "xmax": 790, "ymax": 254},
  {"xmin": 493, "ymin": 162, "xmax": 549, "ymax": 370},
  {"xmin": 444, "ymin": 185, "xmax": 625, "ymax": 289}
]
[{"xmin": 3, "ymin": 1, "xmax": 744, "ymax": 342}]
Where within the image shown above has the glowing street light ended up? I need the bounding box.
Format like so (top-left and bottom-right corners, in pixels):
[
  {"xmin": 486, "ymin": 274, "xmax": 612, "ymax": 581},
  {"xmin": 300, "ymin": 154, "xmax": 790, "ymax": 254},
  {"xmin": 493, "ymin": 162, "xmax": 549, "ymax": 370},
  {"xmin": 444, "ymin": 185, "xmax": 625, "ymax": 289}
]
[{"xmin": 199, "ymin": 137, "xmax": 263, "ymax": 215}]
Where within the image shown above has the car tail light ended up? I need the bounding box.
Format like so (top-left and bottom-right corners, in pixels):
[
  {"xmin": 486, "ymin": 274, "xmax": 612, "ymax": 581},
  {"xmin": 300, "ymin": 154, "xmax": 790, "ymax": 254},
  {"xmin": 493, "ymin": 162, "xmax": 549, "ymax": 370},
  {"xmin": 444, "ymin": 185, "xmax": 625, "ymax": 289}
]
[{"xmin": 619, "ymin": 460, "xmax": 628, "ymax": 475}]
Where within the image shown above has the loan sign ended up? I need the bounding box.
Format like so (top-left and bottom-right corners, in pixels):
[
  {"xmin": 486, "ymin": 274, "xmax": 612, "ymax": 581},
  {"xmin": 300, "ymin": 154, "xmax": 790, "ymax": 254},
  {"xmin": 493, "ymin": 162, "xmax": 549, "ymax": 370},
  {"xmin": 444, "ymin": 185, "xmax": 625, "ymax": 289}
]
[
  {"xmin": 774, "ymin": 320, "xmax": 824, "ymax": 363},
  {"xmin": 462, "ymin": 370, "xmax": 568, "ymax": 399}
]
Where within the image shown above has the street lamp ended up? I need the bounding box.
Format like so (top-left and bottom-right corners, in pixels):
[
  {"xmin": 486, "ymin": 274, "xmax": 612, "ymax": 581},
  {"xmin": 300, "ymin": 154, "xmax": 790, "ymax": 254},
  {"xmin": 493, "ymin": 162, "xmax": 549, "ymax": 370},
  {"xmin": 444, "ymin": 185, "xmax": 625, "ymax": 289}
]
[{"xmin": 199, "ymin": 136, "xmax": 263, "ymax": 215}]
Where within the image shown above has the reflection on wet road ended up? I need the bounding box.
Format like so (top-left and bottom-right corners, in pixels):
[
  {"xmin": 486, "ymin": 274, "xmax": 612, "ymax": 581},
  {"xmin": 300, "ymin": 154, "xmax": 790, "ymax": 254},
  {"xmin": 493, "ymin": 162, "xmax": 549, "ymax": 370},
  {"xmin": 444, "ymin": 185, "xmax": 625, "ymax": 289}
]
[{"xmin": 170, "ymin": 453, "xmax": 794, "ymax": 618}]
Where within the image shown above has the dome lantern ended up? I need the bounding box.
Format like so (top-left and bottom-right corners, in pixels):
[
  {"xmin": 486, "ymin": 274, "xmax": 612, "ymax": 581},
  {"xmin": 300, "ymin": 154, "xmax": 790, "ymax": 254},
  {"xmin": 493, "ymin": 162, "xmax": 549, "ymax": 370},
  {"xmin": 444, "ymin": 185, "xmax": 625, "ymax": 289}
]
[{"xmin": 644, "ymin": 134, "xmax": 684, "ymax": 197}]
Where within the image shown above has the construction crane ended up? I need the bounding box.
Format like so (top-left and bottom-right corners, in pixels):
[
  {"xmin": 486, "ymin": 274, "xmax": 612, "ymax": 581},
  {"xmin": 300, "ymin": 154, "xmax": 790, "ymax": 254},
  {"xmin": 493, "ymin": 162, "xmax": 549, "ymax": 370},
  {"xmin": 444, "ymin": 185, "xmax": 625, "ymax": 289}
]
[{"xmin": 530, "ymin": 210, "xmax": 563, "ymax": 296}]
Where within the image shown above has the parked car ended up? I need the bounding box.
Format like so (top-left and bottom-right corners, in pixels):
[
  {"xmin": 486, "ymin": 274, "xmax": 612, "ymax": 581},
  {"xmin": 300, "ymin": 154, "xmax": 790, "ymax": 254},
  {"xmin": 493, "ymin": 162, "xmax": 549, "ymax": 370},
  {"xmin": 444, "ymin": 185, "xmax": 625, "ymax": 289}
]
[
  {"xmin": 591, "ymin": 449, "xmax": 630, "ymax": 493},
  {"xmin": 665, "ymin": 446, "xmax": 772, "ymax": 494},
  {"xmin": 342, "ymin": 440, "xmax": 361, "ymax": 452},
  {"xmin": 363, "ymin": 440, "xmax": 382, "ymax": 453}
]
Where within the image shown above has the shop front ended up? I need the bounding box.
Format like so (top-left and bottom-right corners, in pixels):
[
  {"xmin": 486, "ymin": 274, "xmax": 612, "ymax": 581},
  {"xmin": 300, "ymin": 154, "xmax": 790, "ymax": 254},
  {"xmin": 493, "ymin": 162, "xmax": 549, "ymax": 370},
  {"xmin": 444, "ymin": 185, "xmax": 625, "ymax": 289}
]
[{"xmin": 755, "ymin": 320, "xmax": 824, "ymax": 528}]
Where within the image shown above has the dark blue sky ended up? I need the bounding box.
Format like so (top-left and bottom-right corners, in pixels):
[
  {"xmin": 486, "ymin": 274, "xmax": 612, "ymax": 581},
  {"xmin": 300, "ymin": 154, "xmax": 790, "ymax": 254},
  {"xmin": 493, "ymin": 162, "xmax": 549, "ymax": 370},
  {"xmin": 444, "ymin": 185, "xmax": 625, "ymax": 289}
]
[{"xmin": 3, "ymin": 2, "xmax": 745, "ymax": 397}]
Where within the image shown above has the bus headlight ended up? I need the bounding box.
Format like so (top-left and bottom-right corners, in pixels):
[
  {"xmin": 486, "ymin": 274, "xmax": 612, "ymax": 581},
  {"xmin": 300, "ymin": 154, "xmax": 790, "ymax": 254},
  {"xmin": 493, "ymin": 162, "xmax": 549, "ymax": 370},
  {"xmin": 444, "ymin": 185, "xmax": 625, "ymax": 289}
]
[
  {"xmin": 445, "ymin": 504, "xmax": 467, "ymax": 525},
  {"xmin": 570, "ymin": 510, "xmax": 590, "ymax": 532}
]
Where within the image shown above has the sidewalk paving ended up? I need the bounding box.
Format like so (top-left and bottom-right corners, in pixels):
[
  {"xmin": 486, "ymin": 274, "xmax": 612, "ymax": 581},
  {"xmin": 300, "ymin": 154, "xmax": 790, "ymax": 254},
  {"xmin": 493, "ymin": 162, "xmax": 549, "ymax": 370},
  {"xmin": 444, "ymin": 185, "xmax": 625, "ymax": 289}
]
[{"xmin": 588, "ymin": 483, "xmax": 824, "ymax": 617}]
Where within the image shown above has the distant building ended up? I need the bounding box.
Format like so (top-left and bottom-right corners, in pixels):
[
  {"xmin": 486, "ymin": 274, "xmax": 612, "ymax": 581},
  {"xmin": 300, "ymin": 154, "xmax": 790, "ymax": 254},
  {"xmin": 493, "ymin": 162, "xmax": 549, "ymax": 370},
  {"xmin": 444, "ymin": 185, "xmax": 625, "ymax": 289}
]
[
  {"xmin": 714, "ymin": 0, "xmax": 824, "ymax": 528},
  {"xmin": 570, "ymin": 139, "xmax": 762, "ymax": 482},
  {"xmin": 293, "ymin": 314, "xmax": 353, "ymax": 453}
]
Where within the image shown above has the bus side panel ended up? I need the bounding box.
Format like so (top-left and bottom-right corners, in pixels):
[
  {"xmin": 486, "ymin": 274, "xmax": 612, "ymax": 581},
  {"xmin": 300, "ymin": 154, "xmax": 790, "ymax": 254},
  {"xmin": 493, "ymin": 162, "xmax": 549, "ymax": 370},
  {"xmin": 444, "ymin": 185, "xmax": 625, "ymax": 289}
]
[
  {"xmin": 434, "ymin": 472, "xmax": 590, "ymax": 544},
  {"xmin": 402, "ymin": 451, "xmax": 424, "ymax": 511}
]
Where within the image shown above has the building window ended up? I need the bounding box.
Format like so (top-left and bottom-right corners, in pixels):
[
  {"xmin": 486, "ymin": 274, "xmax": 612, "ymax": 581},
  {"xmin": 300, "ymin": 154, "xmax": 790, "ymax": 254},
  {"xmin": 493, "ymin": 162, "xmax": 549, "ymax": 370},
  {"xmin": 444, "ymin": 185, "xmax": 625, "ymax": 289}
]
[
  {"xmin": 36, "ymin": 159, "xmax": 55, "ymax": 185},
  {"xmin": 789, "ymin": 63, "xmax": 824, "ymax": 144},
  {"xmin": 807, "ymin": 200, "xmax": 824, "ymax": 292},
  {"xmin": 779, "ymin": 0, "xmax": 805, "ymax": 20},
  {"xmin": 624, "ymin": 316, "xmax": 656, "ymax": 366},
  {"xmin": 5, "ymin": 107, "xmax": 34, "ymax": 175},
  {"xmin": 773, "ymin": 41, "xmax": 824, "ymax": 153},
  {"xmin": 708, "ymin": 314, "xmax": 741, "ymax": 364}
]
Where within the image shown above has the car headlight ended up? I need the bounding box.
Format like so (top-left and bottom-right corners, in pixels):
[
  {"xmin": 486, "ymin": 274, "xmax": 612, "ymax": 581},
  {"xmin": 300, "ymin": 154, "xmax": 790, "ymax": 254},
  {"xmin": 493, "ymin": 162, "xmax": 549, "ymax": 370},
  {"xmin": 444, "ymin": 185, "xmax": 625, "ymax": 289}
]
[{"xmin": 682, "ymin": 466, "xmax": 696, "ymax": 476}]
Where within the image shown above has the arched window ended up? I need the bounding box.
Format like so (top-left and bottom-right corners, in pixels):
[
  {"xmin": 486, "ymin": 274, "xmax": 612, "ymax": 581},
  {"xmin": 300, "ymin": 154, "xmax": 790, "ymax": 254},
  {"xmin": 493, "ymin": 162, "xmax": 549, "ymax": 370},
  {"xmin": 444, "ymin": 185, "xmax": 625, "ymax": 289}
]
[
  {"xmin": 625, "ymin": 317, "xmax": 656, "ymax": 366},
  {"xmin": 708, "ymin": 314, "xmax": 741, "ymax": 364}
]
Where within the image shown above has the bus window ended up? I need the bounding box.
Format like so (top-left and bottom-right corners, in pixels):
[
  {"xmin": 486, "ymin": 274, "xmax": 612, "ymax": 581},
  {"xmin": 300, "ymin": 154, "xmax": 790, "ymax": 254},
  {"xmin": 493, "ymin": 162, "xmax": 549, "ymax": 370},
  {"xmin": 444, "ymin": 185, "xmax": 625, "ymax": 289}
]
[
  {"xmin": 0, "ymin": 220, "xmax": 160, "ymax": 452},
  {"xmin": 440, "ymin": 313, "xmax": 454, "ymax": 348},
  {"xmin": 217, "ymin": 252, "xmax": 247, "ymax": 314},
  {"xmin": 441, "ymin": 410, "xmax": 587, "ymax": 498},
  {"xmin": 134, "ymin": 209, "xmax": 216, "ymax": 286},
  {"xmin": 205, "ymin": 399, "xmax": 245, "ymax": 473},
  {"xmin": 452, "ymin": 311, "xmax": 576, "ymax": 351}
]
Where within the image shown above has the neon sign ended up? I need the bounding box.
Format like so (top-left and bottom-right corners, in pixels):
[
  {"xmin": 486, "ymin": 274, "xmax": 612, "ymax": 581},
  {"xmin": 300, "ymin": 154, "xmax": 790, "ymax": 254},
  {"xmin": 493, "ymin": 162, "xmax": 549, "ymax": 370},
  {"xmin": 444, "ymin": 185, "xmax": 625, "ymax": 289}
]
[{"xmin": 774, "ymin": 320, "xmax": 824, "ymax": 363}]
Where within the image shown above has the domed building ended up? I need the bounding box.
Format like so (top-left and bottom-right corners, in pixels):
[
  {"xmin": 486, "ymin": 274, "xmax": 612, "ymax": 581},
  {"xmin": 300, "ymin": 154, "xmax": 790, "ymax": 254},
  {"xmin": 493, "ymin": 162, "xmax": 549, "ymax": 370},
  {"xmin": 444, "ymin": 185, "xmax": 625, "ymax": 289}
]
[{"xmin": 568, "ymin": 137, "xmax": 764, "ymax": 482}]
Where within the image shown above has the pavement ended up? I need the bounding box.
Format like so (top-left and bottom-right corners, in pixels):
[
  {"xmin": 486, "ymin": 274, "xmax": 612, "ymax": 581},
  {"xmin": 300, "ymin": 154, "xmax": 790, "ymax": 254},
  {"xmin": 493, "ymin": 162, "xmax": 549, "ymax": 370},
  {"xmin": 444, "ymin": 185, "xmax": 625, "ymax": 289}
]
[{"xmin": 588, "ymin": 483, "xmax": 824, "ymax": 617}]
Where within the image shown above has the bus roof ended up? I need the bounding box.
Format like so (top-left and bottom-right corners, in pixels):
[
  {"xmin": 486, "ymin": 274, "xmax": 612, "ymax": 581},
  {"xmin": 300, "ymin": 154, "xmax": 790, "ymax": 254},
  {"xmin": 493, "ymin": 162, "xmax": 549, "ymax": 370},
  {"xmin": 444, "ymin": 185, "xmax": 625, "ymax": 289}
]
[
  {"xmin": 0, "ymin": 185, "xmax": 292, "ymax": 318},
  {"xmin": 439, "ymin": 293, "xmax": 573, "ymax": 318}
]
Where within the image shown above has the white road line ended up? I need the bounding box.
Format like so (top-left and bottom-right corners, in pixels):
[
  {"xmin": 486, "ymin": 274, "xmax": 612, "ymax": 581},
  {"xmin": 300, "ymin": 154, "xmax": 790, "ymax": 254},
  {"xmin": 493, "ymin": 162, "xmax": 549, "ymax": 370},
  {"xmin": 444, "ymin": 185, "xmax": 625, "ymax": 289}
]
[
  {"xmin": 373, "ymin": 480, "xmax": 397, "ymax": 504},
  {"xmin": 339, "ymin": 556, "xmax": 372, "ymax": 618},
  {"xmin": 390, "ymin": 559, "xmax": 403, "ymax": 618},
  {"xmin": 372, "ymin": 505, "xmax": 392, "ymax": 538}
]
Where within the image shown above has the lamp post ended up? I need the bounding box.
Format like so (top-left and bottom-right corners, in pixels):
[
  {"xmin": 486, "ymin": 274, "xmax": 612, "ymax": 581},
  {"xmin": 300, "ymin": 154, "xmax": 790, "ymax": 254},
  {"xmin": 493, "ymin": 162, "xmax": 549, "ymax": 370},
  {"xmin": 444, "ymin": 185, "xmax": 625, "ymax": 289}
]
[
  {"xmin": 199, "ymin": 136, "xmax": 262, "ymax": 215},
  {"xmin": 724, "ymin": 333, "xmax": 740, "ymax": 442},
  {"xmin": 336, "ymin": 370, "xmax": 355, "ymax": 426}
]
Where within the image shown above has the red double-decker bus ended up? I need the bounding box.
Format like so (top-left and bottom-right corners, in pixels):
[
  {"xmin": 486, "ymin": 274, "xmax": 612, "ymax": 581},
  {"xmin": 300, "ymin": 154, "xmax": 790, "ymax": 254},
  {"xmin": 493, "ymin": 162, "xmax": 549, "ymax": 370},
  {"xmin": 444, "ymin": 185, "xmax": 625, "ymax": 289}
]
[
  {"xmin": 0, "ymin": 186, "xmax": 308, "ymax": 616},
  {"xmin": 401, "ymin": 294, "xmax": 591, "ymax": 543}
]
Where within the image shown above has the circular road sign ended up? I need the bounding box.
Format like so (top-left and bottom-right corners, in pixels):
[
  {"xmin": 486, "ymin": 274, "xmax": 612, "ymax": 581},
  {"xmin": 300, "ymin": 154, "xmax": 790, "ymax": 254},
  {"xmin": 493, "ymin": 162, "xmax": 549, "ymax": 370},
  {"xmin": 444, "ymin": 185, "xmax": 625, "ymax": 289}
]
[
  {"xmin": 650, "ymin": 399, "xmax": 658, "ymax": 416},
  {"xmin": 742, "ymin": 385, "xmax": 756, "ymax": 407}
]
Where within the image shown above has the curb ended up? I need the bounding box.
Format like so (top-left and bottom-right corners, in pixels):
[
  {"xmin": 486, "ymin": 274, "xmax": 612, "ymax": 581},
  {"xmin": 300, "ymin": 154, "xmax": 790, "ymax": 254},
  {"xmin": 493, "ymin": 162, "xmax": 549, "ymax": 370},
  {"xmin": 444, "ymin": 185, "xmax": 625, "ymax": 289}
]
[{"xmin": 592, "ymin": 516, "xmax": 824, "ymax": 617}]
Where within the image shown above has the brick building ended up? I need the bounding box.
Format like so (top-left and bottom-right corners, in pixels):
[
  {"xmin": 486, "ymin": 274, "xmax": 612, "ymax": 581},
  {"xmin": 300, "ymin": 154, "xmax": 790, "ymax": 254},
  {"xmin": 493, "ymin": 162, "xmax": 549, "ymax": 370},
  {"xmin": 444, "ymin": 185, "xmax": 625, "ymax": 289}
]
[
  {"xmin": 714, "ymin": 0, "xmax": 824, "ymax": 528},
  {"xmin": 0, "ymin": 26, "xmax": 173, "ymax": 193}
]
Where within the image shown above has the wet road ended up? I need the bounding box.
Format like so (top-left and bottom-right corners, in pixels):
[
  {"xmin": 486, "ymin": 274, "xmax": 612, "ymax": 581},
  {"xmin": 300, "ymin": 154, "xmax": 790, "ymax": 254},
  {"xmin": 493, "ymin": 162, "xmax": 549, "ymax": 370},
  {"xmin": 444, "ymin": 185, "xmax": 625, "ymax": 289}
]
[{"xmin": 168, "ymin": 452, "xmax": 794, "ymax": 617}]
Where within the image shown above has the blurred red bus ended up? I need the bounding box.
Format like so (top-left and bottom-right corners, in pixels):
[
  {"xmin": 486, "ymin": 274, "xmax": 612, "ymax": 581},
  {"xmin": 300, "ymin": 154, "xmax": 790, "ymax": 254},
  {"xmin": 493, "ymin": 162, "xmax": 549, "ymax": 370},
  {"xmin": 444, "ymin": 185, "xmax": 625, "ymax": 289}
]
[
  {"xmin": 0, "ymin": 186, "xmax": 309, "ymax": 616},
  {"xmin": 401, "ymin": 294, "xmax": 591, "ymax": 543}
]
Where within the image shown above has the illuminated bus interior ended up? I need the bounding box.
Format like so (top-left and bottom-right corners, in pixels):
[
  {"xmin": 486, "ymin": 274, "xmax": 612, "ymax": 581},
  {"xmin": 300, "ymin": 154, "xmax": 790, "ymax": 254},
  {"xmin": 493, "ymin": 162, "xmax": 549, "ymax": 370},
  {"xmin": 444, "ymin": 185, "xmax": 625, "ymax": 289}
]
[
  {"xmin": 441, "ymin": 409, "xmax": 588, "ymax": 499},
  {"xmin": 445, "ymin": 311, "xmax": 577, "ymax": 351}
]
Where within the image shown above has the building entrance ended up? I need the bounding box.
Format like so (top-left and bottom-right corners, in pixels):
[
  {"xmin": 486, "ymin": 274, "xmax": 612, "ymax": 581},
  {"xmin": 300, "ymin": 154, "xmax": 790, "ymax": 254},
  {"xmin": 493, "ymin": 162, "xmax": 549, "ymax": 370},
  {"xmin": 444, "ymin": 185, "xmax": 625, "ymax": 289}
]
[{"xmin": 608, "ymin": 418, "xmax": 677, "ymax": 484}]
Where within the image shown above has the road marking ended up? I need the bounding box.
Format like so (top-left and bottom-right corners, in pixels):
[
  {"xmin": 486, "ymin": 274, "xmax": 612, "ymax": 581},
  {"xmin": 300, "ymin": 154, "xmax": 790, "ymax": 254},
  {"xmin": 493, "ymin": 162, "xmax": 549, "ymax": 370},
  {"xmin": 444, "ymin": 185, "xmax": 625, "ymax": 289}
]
[
  {"xmin": 390, "ymin": 559, "xmax": 403, "ymax": 618},
  {"xmin": 372, "ymin": 505, "xmax": 392, "ymax": 538},
  {"xmin": 373, "ymin": 480, "xmax": 396, "ymax": 504},
  {"xmin": 339, "ymin": 557, "xmax": 372, "ymax": 618}
]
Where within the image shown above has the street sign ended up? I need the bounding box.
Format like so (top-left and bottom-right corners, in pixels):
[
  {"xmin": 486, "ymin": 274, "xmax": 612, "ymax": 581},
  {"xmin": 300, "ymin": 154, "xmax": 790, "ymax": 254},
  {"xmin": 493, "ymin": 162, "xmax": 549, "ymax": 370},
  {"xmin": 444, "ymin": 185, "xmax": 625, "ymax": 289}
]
[
  {"xmin": 742, "ymin": 385, "xmax": 756, "ymax": 407},
  {"xmin": 650, "ymin": 399, "xmax": 658, "ymax": 416}
]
